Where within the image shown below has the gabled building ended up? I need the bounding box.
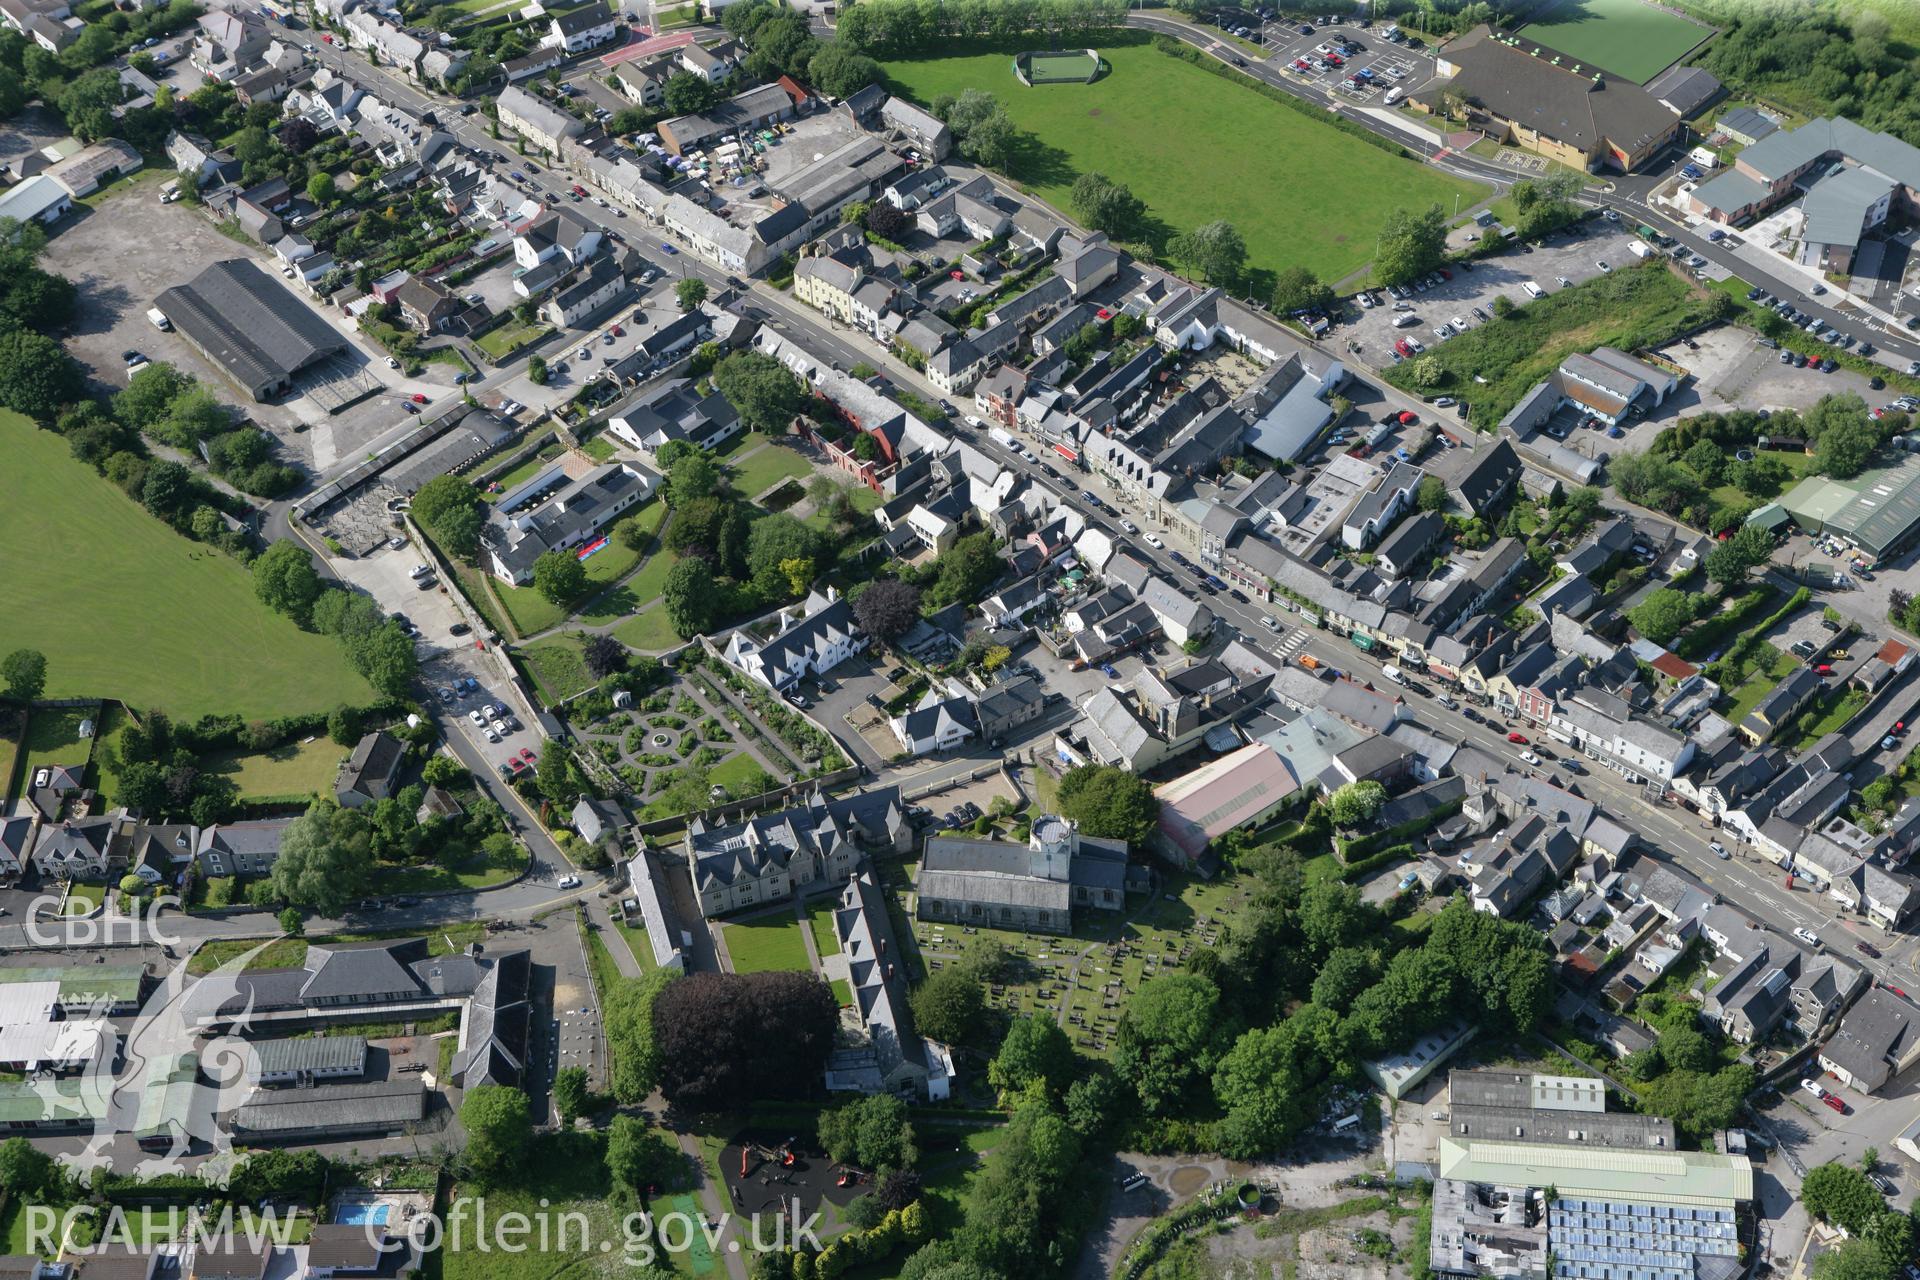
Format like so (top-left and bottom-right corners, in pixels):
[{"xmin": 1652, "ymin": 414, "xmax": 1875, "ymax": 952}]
[
  {"xmin": 542, "ymin": 5, "xmax": 617, "ymax": 52},
  {"xmin": 827, "ymin": 871, "xmax": 954, "ymax": 1100},
  {"xmin": 917, "ymin": 816, "xmax": 1128, "ymax": 934},
  {"xmin": 722, "ymin": 589, "xmax": 866, "ymax": 689},
  {"xmin": 335, "ymin": 731, "xmax": 405, "ymax": 809},
  {"xmin": 686, "ymin": 787, "xmax": 909, "ymax": 917}
]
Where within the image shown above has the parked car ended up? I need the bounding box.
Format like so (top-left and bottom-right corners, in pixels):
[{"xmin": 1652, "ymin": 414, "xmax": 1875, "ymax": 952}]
[
  {"xmin": 1506, "ymin": 731, "xmax": 1528, "ymax": 744},
  {"xmin": 1794, "ymin": 926, "xmax": 1823, "ymax": 948},
  {"xmin": 1709, "ymin": 841, "xmax": 1730, "ymax": 859},
  {"xmin": 557, "ymin": 875, "xmax": 581, "ymax": 889}
]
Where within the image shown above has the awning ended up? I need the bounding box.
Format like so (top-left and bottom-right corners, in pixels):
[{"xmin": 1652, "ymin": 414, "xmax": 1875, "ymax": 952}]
[
  {"xmin": 1053, "ymin": 443, "xmax": 1079, "ymax": 462},
  {"xmin": 1349, "ymin": 632, "xmax": 1376, "ymax": 651}
]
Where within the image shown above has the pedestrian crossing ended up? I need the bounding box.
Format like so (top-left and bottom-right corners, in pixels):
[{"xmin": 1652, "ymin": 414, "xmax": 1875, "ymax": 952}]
[{"xmin": 1273, "ymin": 628, "xmax": 1310, "ymax": 659}]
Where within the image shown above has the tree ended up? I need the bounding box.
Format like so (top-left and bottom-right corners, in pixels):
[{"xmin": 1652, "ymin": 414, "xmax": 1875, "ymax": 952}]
[
  {"xmin": 807, "ymin": 43, "xmax": 882, "ymax": 98},
  {"xmin": 676, "ymin": 277, "xmax": 709, "ymax": 312},
  {"xmin": 818, "ymin": 1094, "xmax": 917, "ymax": 1172},
  {"xmin": 532, "ymin": 550, "xmax": 588, "ymax": 605},
  {"xmin": 253, "ymin": 541, "xmax": 324, "ymax": 625},
  {"xmin": 908, "ymin": 964, "xmax": 985, "ymax": 1045},
  {"xmin": 305, "ymin": 171, "xmax": 336, "ymax": 205},
  {"xmin": 1804, "ymin": 1162, "xmax": 1887, "ymax": 1235},
  {"xmin": 1705, "ymin": 524, "xmax": 1774, "ymax": 589},
  {"xmin": 1056, "ymin": 764, "xmax": 1159, "ymax": 844},
  {"xmin": 277, "ymin": 907, "xmax": 305, "ymax": 937},
  {"xmin": 1407, "ymin": 355, "xmax": 1444, "ymax": 389},
  {"xmin": 345, "ymin": 622, "xmax": 416, "ymax": 699},
  {"xmin": 0, "ymin": 1137, "xmax": 60, "ymax": 1204},
  {"xmin": 583, "ymin": 634, "xmax": 627, "ymax": 679},
  {"xmin": 0, "ymin": 649, "xmax": 45, "ymax": 704},
  {"xmin": 712, "ymin": 350, "xmax": 807, "ymax": 433},
  {"xmin": 1816, "ymin": 416, "xmax": 1879, "ymax": 480},
  {"xmin": 0, "ymin": 329, "xmax": 82, "ymax": 418},
  {"xmin": 1628, "ymin": 588, "xmax": 1702, "ymax": 645},
  {"xmin": 267, "ymin": 797, "xmax": 373, "ymax": 916},
  {"xmin": 1269, "ymin": 265, "xmax": 1334, "ymax": 316},
  {"xmin": 1114, "ymin": 972, "xmax": 1222, "ymax": 1114},
  {"xmin": 114, "ymin": 361, "xmax": 193, "ymax": 429},
  {"xmin": 668, "ymin": 452, "xmax": 721, "ymax": 505},
  {"xmin": 1169, "ymin": 219, "xmax": 1246, "ymax": 287},
  {"xmin": 1813, "ymin": 1238, "xmax": 1898, "ymax": 1280},
  {"xmin": 1374, "ymin": 203, "xmax": 1449, "ymax": 287},
  {"xmin": 652, "ymin": 971, "xmax": 839, "ymax": 1110},
  {"xmin": 411, "ymin": 474, "xmax": 485, "ymax": 560},
  {"xmin": 1416, "ymin": 474, "xmax": 1449, "ymax": 513},
  {"xmin": 606, "ymin": 1113, "xmax": 681, "ymax": 1192},
  {"xmin": 554, "ymin": 1066, "xmax": 589, "ymax": 1123},
  {"xmin": 460, "ymin": 1085, "xmax": 532, "ymax": 1181},
  {"xmin": 863, "ymin": 199, "xmax": 911, "ymax": 241},
  {"xmin": 663, "ymin": 70, "xmax": 719, "ymax": 114},
  {"xmin": 1310, "ymin": 946, "xmax": 1382, "ymax": 1012},
  {"xmin": 604, "ymin": 967, "xmax": 677, "ymax": 1103},
  {"xmin": 988, "ymin": 1015, "xmax": 1076, "ymax": 1099},
  {"xmin": 663, "ymin": 558, "xmax": 717, "ymax": 639},
  {"xmin": 853, "ymin": 579, "xmax": 922, "ymax": 642},
  {"xmin": 1328, "ymin": 780, "xmax": 1387, "ymax": 828},
  {"xmin": 527, "ymin": 354, "xmax": 549, "ymax": 385},
  {"xmin": 1069, "ymin": 171, "xmax": 1144, "ymax": 238},
  {"xmin": 535, "ymin": 739, "xmax": 571, "ymax": 803},
  {"xmin": 327, "ymin": 704, "xmax": 361, "ymax": 747}
]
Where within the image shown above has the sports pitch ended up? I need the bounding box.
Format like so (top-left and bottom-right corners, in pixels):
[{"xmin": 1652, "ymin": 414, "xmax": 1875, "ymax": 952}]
[
  {"xmin": 0, "ymin": 411, "xmax": 374, "ymax": 720},
  {"xmin": 1515, "ymin": 0, "xmax": 1711, "ymax": 85},
  {"xmin": 885, "ymin": 38, "xmax": 1485, "ymax": 283}
]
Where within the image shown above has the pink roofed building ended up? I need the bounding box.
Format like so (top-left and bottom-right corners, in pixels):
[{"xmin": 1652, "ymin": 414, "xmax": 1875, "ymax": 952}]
[{"xmin": 1153, "ymin": 743, "xmax": 1300, "ymax": 868}]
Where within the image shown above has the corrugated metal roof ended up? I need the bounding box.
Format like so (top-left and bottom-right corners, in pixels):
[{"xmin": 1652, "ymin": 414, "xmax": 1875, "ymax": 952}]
[{"xmin": 1438, "ymin": 1137, "xmax": 1753, "ymax": 1206}]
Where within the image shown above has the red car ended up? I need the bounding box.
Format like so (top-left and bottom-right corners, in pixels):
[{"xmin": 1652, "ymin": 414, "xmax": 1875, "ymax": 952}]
[
  {"xmin": 611, "ymin": 325, "xmax": 625, "ymax": 337},
  {"xmin": 1507, "ymin": 731, "xmax": 1529, "ymax": 744},
  {"xmin": 1394, "ymin": 338, "xmax": 1414, "ymax": 358},
  {"xmin": 507, "ymin": 757, "xmax": 527, "ymax": 773},
  {"xmin": 1822, "ymin": 1093, "xmax": 1848, "ymax": 1114},
  {"xmin": 1888, "ymin": 984, "xmax": 1910, "ymax": 999},
  {"xmin": 411, "ymin": 393, "xmax": 428, "ymax": 404},
  {"xmin": 1397, "ymin": 410, "xmax": 1419, "ymax": 425},
  {"xmin": 1325, "ymin": 52, "xmax": 1343, "ymax": 64},
  {"xmin": 519, "ymin": 748, "xmax": 536, "ymax": 763}
]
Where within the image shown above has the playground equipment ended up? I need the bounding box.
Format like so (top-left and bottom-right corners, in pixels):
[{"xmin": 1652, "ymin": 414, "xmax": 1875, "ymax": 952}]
[{"xmin": 740, "ymin": 1139, "xmax": 799, "ymax": 1178}]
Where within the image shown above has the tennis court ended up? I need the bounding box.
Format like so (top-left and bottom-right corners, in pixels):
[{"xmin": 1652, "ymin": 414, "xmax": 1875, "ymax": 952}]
[
  {"xmin": 1515, "ymin": 0, "xmax": 1711, "ymax": 85},
  {"xmin": 1020, "ymin": 49, "xmax": 1100, "ymax": 84}
]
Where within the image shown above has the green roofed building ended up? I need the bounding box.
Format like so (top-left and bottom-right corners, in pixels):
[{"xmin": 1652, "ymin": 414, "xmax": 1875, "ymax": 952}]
[
  {"xmin": 1779, "ymin": 451, "xmax": 1920, "ymax": 561},
  {"xmin": 0, "ymin": 1076, "xmax": 112, "ymax": 1131},
  {"xmin": 0, "ymin": 965, "xmax": 147, "ymax": 1014}
]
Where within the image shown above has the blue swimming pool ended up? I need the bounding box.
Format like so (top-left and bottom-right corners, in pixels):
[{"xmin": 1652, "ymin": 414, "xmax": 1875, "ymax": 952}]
[{"xmin": 335, "ymin": 1205, "xmax": 390, "ymax": 1227}]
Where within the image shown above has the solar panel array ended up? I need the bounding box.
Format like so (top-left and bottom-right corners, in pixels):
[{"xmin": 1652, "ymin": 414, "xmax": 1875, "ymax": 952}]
[{"xmin": 1549, "ymin": 1199, "xmax": 1739, "ymax": 1280}]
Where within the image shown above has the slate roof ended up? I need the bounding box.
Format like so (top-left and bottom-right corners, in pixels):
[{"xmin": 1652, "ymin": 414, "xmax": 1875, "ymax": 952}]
[{"xmin": 155, "ymin": 259, "xmax": 349, "ymax": 391}]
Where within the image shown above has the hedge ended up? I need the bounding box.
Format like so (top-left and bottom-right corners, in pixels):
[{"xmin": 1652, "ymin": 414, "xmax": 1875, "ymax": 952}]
[
  {"xmin": 1675, "ymin": 584, "xmax": 1784, "ymax": 661},
  {"xmin": 1151, "ymin": 37, "xmax": 1413, "ymax": 161},
  {"xmin": 1341, "ymin": 842, "xmax": 1416, "ymax": 883},
  {"xmin": 1339, "ymin": 797, "xmax": 1465, "ymax": 860}
]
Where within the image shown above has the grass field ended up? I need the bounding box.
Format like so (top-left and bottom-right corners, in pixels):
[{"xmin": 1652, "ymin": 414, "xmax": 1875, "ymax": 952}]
[
  {"xmin": 884, "ymin": 37, "xmax": 1484, "ymax": 283},
  {"xmin": 473, "ymin": 319, "xmax": 548, "ymax": 360},
  {"xmin": 806, "ymin": 897, "xmax": 841, "ymax": 960},
  {"xmin": 1515, "ymin": 0, "xmax": 1711, "ymax": 84},
  {"xmin": 0, "ymin": 713, "xmax": 19, "ymax": 807},
  {"xmin": 721, "ymin": 914, "xmax": 813, "ymax": 974},
  {"xmin": 372, "ymin": 837, "xmax": 523, "ymax": 892},
  {"xmin": 0, "ymin": 414, "xmax": 372, "ymax": 719},
  {"xmin": 708, "ymin": 751, "xmax": 776, "ymax": 796},
  {"xmin": 493, "ymin": 533, "xmax": 650, "ymax": 636},
  {"xmin": 206, "ymin": 737, "xmax": 344, "ymax": 800}
]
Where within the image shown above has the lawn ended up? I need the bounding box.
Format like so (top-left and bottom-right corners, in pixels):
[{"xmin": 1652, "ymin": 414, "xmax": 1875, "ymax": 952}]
[
  {"xmin": 1793, "ymin": 686, "xmax": 1870, "ymax": 748},
  {"xmin": 518, "ymin": 633, "xmax": 596, "ymax": 704},
  {"xmin": 372, "ymin": 836, "xmax": 524, "ymax": 892},
  {"xmin": 807, "ymin": 897, "xmax": 841, "ymax": 960},
  {"xmin": 1515, "ymin": 0, "xmax": 1711, "ymax": 84},
  {"xmin": 0, "ymin": 714, "xmax": 18, "ymax": 808},
  {"xmin": 1384, "ymin": 262, "xmax": 1721, "ymax": 429},
  {"xmin": 709, "ymin": 751, "xmax": 776, "ymax": 797},
  {"xmin": 60, "ymin": 882, "xmax": 102, "ymax": 916},
  {"xmin": 204, "ymin": 737, "xmax": 344, "ymax": 801},
  {"xmin": 612, "ymin": 606, "xmax": 684, "ymax": 654},
  {"xmin": 721, "ymin": 914, "xmax": 813, "ymax": 974},
  {"xmin": 20, "ymin": 706, "xmax": 97, "ymax": 784},
  {"xmin": 727, "ymin": 442, "xmax": 814, "ymax": 499},
  {"xmin": 576, "ymin": 500, "xmax": 671, "ymax": 625},
  {"xmin": 0, "ymin": 413, "xmax": 373, "ymax": 719},
  {"xmin": 616, "ymin": 918, "xmax": 659, "ymax": 972},
  {"xmin": 884, "ymin": 36, "xmax": 1484, "ymax": 283},
  {"xmin": 480, "ymin": 452, "xmax": 553, "ymax": 503},
  {"xmin": 492, "ymin": 530, "xmax": 651, "ymax": 636},
  {"xmin": 1723, "ymin": 647, "xmax": 1797, "ymax": 723},
  {"xmin": 473, "ymin": 319, "xmax": 548, "ymax": 360}
]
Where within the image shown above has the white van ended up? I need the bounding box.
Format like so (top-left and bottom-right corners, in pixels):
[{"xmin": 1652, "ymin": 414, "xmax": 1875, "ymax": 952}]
[
  {"xmin": 1521, "ymin": 280, "xmax": 1545, "ymax": 299},
  {"xmin": 1383, "ymin": 86, "xmax": 1404, "ymax": 105},
  {"xmin": 1392, "ymin": 312, "xmax": 1420, "ymax": 328},
  {"xmin": 146, "ymin": 307, "xmax": 171, "ymax": 331},
  {"xmin": 1333, "ymin": 1113, "xmax": 1362, "ymax": 1132},
  {"xmin": 1382, "ymin": 664, "xmax": 1405, "ymax": 685}
]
